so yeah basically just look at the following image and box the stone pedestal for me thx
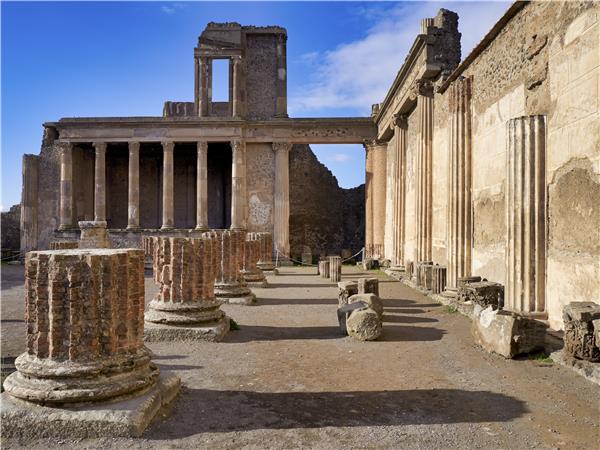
[78,221,110,249]
[358,277,379,296]
[256,232,278,275]
[213,230,256,305]
[328,256,342,283]
[1,248,179,437]
[242,232,268,288]
[563,302,600,362]
[145,236,230,341]
[471,305,547,359]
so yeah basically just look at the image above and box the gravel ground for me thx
[1,264,599,449]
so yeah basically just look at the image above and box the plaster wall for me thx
[246,143,275,232]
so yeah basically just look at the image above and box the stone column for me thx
[446,77,473,293]
[194,57,200,114]
[3,248,157,404]
[213,229,256,305]
[393,115,408,267]
[127,141,140,230]
[371,141,387,259]
[273,142,292,257]
[195,141,209,230]
[415,81,434,262]
[59,142,74,230]
[93,142,107,222]
[21,155,39,252]
[161,141,175,230]
[145,235,229,341]
[329,256,342,283]
[275,33,288,118]
[242,232,268,287]
[231,140,247,230]
[198,57,209,117]
[256,231,277,274]
[506,115,547,316]
[364,143,374,258]
[232,57,242,118]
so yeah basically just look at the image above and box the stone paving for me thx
[1,264,599,449]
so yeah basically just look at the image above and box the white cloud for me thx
[289,1,510,116]
[328,153,353,163]
[161,3,185,15]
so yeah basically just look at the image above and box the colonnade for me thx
[58,140,292,255]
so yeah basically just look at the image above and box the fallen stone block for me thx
[458,281,504,310]
[563,302,600,362]
[337,301,368,335]
[361,258,378,271]
[349,293,383,320]
[358,277,379,296]
[337,280,358,307]
[347,307,382,341]
[472,305,547,358]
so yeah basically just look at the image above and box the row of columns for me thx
[58,141,291,251]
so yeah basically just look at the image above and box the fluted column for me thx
[364,143,374,258]
[232,57,242,118]
[275,33,288,118]
[506,115,547,316]
[393,114,408,267]
[194,57,200,114]
[195,141,209,230]
[161,141,174,230]
[59,142,74,230]
[372,141,387,259]
[93,142,107,222]
[127,142,140,230]
[416,81,434,262]
[273,142,292,257]
[231,140,247,230]
[446,77,473,290]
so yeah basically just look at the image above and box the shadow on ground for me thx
[149,388,528,437]
[223,323,445,343]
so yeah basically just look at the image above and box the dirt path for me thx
[1,265,599,449]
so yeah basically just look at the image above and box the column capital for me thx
[93,141,107,152]
[197,141,208,153]
[161,141,174,152]
[362,139,387,152]
[128,141,140,151]
[392,113,408,129]
[272,142,292,154]
[415,79,434,97]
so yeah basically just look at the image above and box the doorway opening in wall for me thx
[289,143,365,262]
[207,142,232,229]
[212,59,230,102]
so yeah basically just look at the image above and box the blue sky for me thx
[1,1,509,210]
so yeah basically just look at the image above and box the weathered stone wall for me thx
[246,143,274,232]
[289,144,364,260]
[245,34,278,119]
[1,204,20,250]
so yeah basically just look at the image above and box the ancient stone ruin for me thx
[213,229,256,305]
[1,249,179,437]
[145,235,230,341]
[243,232,268,287]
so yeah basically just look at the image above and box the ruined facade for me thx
[368,3,600,330]
[21,23,375,259]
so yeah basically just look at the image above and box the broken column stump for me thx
[415,261,434,288]
[1,248,180,438]
[142,235,155,270]
[78,220,111,248]
[431,265,447,294]
[256,232,278,275]
[458,280,504,310]
[145,235,230,341]
[242,232,268,288]
[337,280,358,307]
[319,260,330,279]
[328,256,342,282]
[563,302,600,362]
[213,229,256,305]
